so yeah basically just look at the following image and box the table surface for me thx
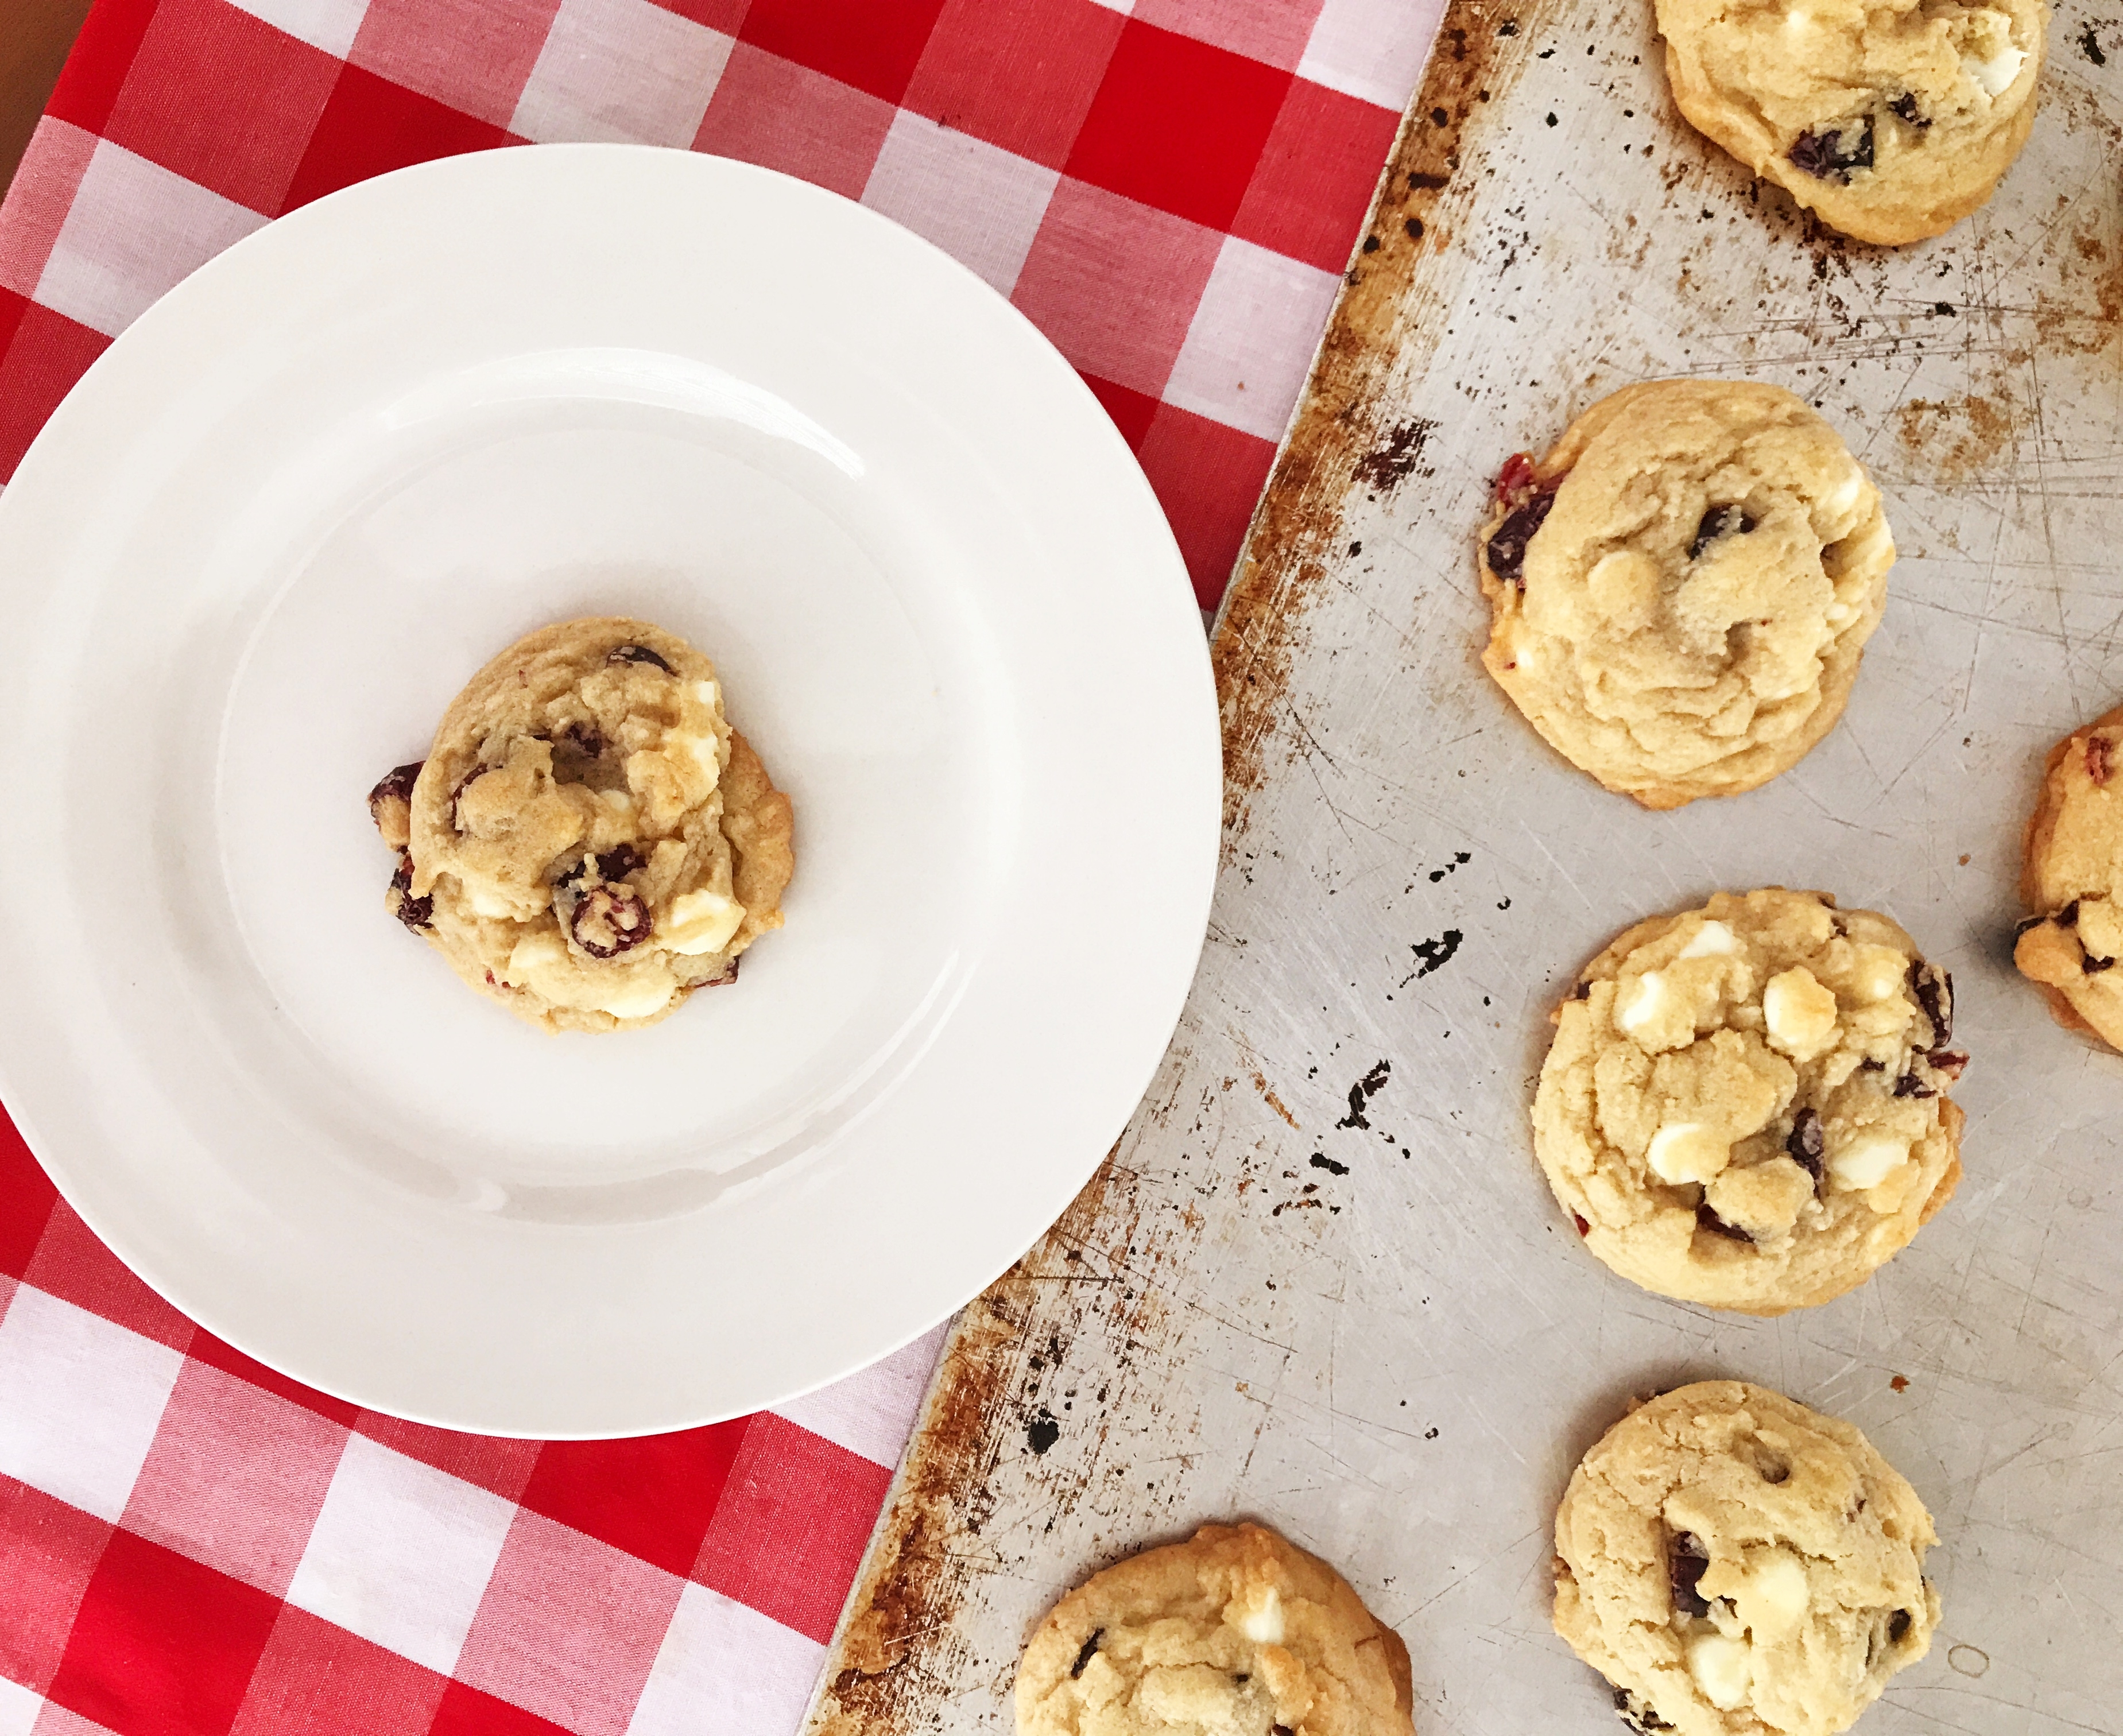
[812,0,2123,1729]
[0,0,88,196]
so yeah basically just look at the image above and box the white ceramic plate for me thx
[0,145,1219,1437]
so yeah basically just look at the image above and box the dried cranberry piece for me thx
[1573,1212,1591,1236]
[607,644,674,673]
[1786,1107,1826,1183]
[1572,981,1592,1000]
[1668,1533,1710,1616]
[2013,913,2045,937]
[1888,93,1929,127]
[701,956,741,989]
[367,761,423,819]
[1927,1047,1969,1079]
[2086,955,2117,974]
[1910,960,1952,1044]
[596,842,645,882]
[1789,119,1874,182]
[1487,490,1557,585]
[1696,1203,1753,1242]
[1688,504,1756,559]
[570,885,652,957]
[388,853,434,933]
[2060,899,2082,927]
[1893,1072,1935,1099]
[1493,452,1539,501]
[2088,734,2114,786]
[1888,1609,1912,1644]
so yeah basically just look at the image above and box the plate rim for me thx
[0,142,1223,1436]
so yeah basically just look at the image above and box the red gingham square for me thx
[347,0,564,131]
[514,1422,746,1577]
[692,45,894,201]
[227,1606,448,1736]
[45,1529,281,1736]
[1233,76,1403,274]
[652,0,749,26]
[0,121,97,299]
[736,0,947,106]
[121,1359,348,1596]
[454,1510,685,1736]
[1080,372,1159,448]
[42,0,158,136]
[281,67,519,212]
[900,0,1122,170]
[0,1474,114,1695]
[1136,399,1276,607]
[1135,0,1325,70]
[24,1210,193,1355]
[102,0,341,213]
[0,300,109,482]
[693,1415,892,1645]
[1064,18,1291,234]
[1011,176,1222,398]
[426,1682,574,1736]
[0,1102,60,1281]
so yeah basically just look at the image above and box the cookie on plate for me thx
[1533,889,1963,1315]
[1480,381,1895,811]
[1656,0,2045,245]
[1014,1521,1415,1736]
[1554,1381,1940,1736]
[2014,703,2123,1051]
[369,617,794,1033]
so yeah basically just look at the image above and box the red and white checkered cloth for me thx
[0,1,1439,1731]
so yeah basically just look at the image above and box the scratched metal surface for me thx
[808,1,2123,1731]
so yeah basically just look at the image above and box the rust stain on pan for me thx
[1213,0,1540,834]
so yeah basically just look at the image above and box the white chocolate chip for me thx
[1964,44,2025,95]
[1619,972,1668,1033]
[1824,600,1853,629]
[664,888,744,956]
[1830,1130,1911,1191]
[1679,920,1740,959]
[1686,1630,1753,1711]
[1730,1550,1810,1645]
[1764,967,1839,1058]
[1648,1122,1731,1184]
[1233,1586,1284,1645]
[1849,944,1909,1003]
[467,885,520,920]
[1822,468,1864,519]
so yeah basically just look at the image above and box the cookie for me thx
[1480,381,1895,811]
[369,617,795,1033]
[1655,0,2045,245]
[1014,1522,1416,1736]
[1533,889,1963,1315]
[1553,1381,1941,1736]
[2014,703,2123,1052]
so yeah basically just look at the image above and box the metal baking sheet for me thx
[808,0,2123,1730]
